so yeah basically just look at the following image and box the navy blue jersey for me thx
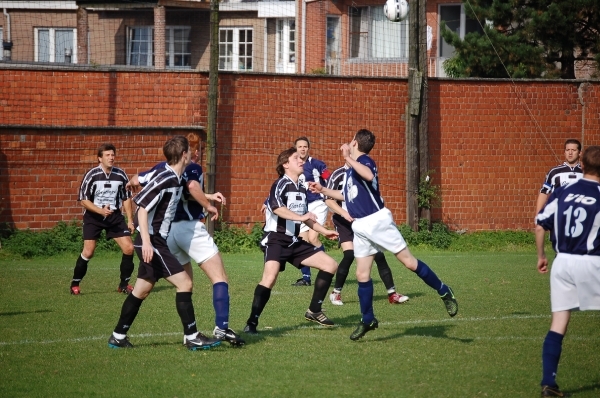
[536,178,600,256]
[265,175,307,237]
[78,165,131,219]
[344,154,385,219]
[134,163,183,239]
[540,162,582,195]
[139,162,205,222]
[298,156,330,203]
[326,165,348,212]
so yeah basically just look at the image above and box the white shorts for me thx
[300,200,329,233]
[351,208,407,258]
[550,253,600,312]
[167,219,219,265]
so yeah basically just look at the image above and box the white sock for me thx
[113,332,126,340]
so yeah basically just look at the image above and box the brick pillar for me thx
[76,7,88,64]
[154,6,166,70]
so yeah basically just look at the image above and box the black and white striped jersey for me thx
[326,165,348,211]
[133,163,183,239]
[78,165,131,216]
[540,162,583,195]
[265,175,308,237]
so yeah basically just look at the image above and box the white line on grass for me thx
[1,313,598,347]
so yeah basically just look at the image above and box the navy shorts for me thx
[332,214,354,245]
[82,212,131,240]
[262,232,322,271]
[134,234,185,283]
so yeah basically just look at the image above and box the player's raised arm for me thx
[308,181,344,201]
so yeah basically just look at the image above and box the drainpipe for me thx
[302,0,322,73]
[3,9,12,61]
[301,0,306,73]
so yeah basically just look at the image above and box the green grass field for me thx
[0,250,598,397]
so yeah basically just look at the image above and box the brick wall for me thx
[1,68,598,232]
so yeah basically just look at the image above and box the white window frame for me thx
[348,6,409,62]
[0,28,3,61]
[276,19,295,74]
[34,27,77,63]
[219,27,253,71]
[165,26,192,69]
[438,4,486,58]
[127,26,154,67]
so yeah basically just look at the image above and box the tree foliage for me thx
[441,0,600,79]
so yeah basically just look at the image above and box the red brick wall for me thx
[1,68,598,232]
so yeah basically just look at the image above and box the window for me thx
[349,6,409,60]
[128,27,154,67]
[35,28,77,63]
[127,26,191,68]
[276,19,295,73]
[219,28,253,71]
[0,28,3,61]
[439,4,483,58]
[166,27,191,69]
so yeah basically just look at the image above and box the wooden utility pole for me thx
[206,0,219,235]
[406,0,429,230]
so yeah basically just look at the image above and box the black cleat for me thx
[440,286,458,317]
[350,318,379,341]
[243,323,259,335]
[541,385,570,397]
[184,333,221,351]
[213,327,245,347]
[108,334,134,349]
[291,278,311,286]
[304,310,335,327]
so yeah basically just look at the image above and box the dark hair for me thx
[354,129,376,154]
[294,136,310,148]
[581,146,600,177]
[276,147,297,177]
[163,135,189,165]
[565,139,582,152]
[97,143,116,158]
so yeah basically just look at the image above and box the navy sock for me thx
[301,266,311,282]
[213,282,230,330]
[541,330,564,387]
[175,292,198,336]
[414,260,449,295]
[357,279,375,324]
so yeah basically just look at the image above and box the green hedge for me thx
[0,220,541,259]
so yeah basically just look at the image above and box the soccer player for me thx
[325,164,409,306]
[293,136,331,287]
[535,145,600,397]
[108,136,221,351]
[535,139,583,216]
[309,129,458,340]
[129,139,245,347]
[70,143,135,296]
[243,147,339,334]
